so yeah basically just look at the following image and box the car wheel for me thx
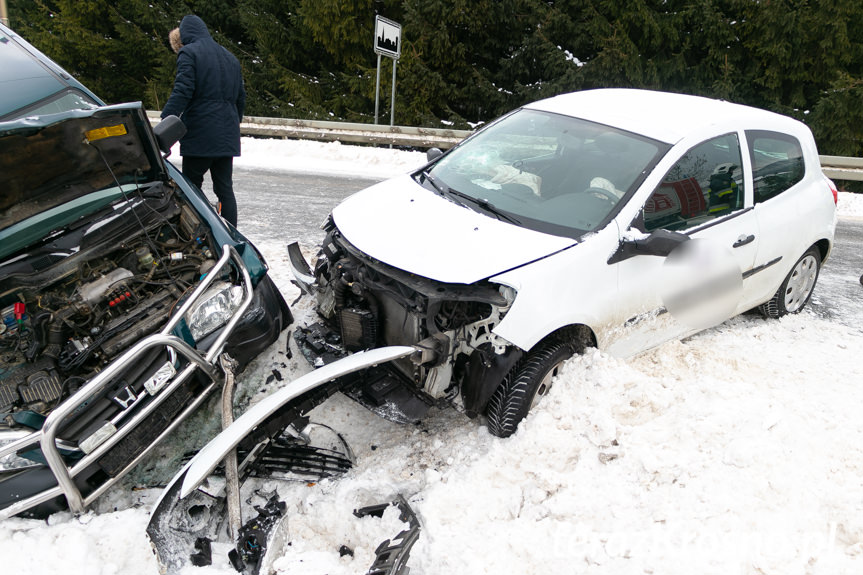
[759,247,821,318]
[485,342,573,438]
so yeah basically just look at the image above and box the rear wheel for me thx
[759,247,821,318]
[485,342,573,438]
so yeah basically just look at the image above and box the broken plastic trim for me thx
[355,495,421,575]
[179,346,416,498]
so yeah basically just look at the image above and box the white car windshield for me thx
[423,109,668,237]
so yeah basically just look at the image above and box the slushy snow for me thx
[1,137,862,575]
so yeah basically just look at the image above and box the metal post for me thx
[220,354,242,540]
[0,0,8,26]
[374,54,382,125]
[390,59,397,127]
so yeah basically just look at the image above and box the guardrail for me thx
[147,112,863,180]
[147,111,469,150]
[820,156,863,182]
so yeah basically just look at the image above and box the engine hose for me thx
[333,277,348,309]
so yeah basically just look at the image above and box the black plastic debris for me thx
[228,495,287,574]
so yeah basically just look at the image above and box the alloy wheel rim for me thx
[783,255,818,313]
[530,360,566,409]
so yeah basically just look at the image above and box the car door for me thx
[741,130,813,303]
[605,132,761,357]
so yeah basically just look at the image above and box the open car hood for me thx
[0,103,166,231]
[332,175,577,284]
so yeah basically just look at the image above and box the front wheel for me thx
[759,247,821,318]
[485,342,573,438]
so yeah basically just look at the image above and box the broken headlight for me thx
[0,431,42,472]
[185,281,244,341]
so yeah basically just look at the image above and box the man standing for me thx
[162,15,245,227]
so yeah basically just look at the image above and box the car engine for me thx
[0,183,218,430]
[296,224,515,420]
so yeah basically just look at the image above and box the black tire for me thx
[485,342,573,438]
[758,247,821,318]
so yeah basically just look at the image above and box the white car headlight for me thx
[185,281,244,341]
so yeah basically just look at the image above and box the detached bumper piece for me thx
[228,495,287,574]
[250,426,353,481]
[355,495,422,575]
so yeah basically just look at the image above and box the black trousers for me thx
[182,156,238,227]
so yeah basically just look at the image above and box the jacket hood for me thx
[179,15,211,45]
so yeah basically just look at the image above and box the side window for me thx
[643,133,745,232]
[746,130,804,203]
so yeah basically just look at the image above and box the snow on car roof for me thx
[526,88,801,145]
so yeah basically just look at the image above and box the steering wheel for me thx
[582,186,619,205]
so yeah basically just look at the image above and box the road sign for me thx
[374,15,401,60]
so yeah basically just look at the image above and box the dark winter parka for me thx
[161,15,245,157]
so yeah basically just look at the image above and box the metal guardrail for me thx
[820,155,863,182]
[147,111,469,149]
[147,111,863,180]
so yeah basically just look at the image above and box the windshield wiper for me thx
[419,170,521,225]
[420,170,446,196]
[444,187,522,225]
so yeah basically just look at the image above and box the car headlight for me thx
[0,431,42,472]
[185,281,244,341]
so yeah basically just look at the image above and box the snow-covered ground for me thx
[2,138,862,575]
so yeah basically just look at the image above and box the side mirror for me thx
[607,229,689,264]
[426,147,443,162]
[153,115,186,157]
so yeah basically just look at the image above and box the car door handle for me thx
[733,234,755,248]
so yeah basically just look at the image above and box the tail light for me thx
[825,176,838,205]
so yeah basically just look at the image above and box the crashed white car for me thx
[289,88,837,437]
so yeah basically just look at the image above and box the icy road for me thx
[1,139,862,575]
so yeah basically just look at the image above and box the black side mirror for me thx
[607,228,689,264]
[153,115,186,157]
[426,147,443,162]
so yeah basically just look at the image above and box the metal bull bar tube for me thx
[0,244,254,519]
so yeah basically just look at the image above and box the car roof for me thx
[0,23,103,119]
[526,88,804,145]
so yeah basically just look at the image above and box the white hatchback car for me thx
[289,88,838,437]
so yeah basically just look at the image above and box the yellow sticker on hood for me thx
[85,124,128,142]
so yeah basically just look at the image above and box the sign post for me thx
[373,16,401,126]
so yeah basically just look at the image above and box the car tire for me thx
[485,342,573,438]
[758,247,821,318]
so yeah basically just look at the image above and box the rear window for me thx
[746,130,805,203]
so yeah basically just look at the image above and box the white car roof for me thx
[526,88,804,145]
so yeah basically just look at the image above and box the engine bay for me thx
[294,228,513,422]
[0,182,219,430]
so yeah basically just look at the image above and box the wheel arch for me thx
[461,324,596,419]
[813,237,832,265]
[529,323,597,355]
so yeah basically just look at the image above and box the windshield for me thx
[423,109,668,237]
[6,89,100,120]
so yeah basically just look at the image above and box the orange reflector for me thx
[85,124,127,142]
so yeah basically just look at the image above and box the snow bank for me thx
[838,191,863,219]
[237,137,426,180]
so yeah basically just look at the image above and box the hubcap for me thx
[783,255,818,313]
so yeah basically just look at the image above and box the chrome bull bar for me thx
[0,244,254,519]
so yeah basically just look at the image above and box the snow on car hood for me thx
[331,174,577,284]
[0,103,166,230]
